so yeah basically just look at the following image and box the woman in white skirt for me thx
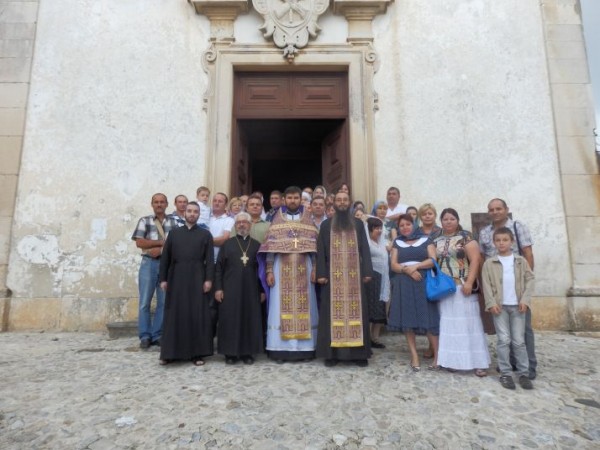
[433,208,490,376]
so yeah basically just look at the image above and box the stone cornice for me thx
[189,0,249,41]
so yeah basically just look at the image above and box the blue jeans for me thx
[510,308,537,377]
[493,306,528,377]
[138,256,165,342]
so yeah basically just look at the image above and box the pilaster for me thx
[542,0,600,329]
[0,0,40,330]
[333,0,393,43]
[189,0,248,41]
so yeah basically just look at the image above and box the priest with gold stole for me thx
[316,190,374,367]
[259,186,319,363]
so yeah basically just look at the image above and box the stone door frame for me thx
[202,43,378,204]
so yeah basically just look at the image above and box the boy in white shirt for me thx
[482,227,535,390]
[196,186,211,229]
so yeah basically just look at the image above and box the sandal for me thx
[474,369,488,377]
[427,364,442,371]
[192,359,205,366]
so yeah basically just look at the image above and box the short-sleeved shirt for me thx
[209,213,235,262]
[131,215,178,255]
[197,202,211,227]
[386,203,408,218]
[433,230,475,281]
[479,218,533,259]
[169,211,185,228]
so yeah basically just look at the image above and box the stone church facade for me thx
[1,0,598,330]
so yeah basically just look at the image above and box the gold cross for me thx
[240,253,249,266]
[298,265,305,274]
[349,270,357,278]
[334,269,342,279]
[293,237,299,249]
[283,265,291,274]
[348,239,355,247]
[333,239,341,248]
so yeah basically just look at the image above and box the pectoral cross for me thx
[293,237,299,249]
[240,253,249,266]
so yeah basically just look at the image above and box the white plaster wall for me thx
[7,0,210,297]
[373,0,572,296]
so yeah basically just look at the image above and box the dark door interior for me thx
[234,119,345,198]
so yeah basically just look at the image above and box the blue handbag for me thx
[425,258,456,302]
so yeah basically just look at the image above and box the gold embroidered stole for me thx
[330,227,364,347]
[279,253,311,340]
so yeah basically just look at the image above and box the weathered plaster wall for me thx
[373,1,573,301]
[6,0,209,328]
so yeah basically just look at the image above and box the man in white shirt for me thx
[385,187,409,222]
[208,192,235,263]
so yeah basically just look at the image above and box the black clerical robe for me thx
[214,235,264,357]
[316,217,374,361]
[159,225,215,361]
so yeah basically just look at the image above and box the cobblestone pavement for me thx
[0,331,598,449]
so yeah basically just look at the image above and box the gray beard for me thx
[332,207,353,232]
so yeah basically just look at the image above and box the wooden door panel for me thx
[322,120,349,193]
[292,76,347,118]
[235,76,291,118]
[231,122,250,196]
[234,72,348,118]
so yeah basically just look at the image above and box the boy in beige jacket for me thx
[482,227,535,390]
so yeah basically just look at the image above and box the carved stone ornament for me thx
[252,0,329,61]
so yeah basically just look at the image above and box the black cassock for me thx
[316,217,374,361]
[159,225,215,361]
[214,235,264,357]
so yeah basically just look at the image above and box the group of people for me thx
[131,184,536,390]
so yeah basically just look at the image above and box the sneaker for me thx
[499,375,516,390]
[519,375,534,390]
[140,338,151,350]
[528,371,537,380]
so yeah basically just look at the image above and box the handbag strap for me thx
[430,257,442,274]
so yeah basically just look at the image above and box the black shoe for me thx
[370,341,386,349]
[225,357,238,365]
[528,371,537,380]
[499,375,516,390]
[324,359,338,367]
[151,339,160,347]
[241,356,254,365]
[355,359,368,367]
[140,338,151,350]
[519,375,534,390]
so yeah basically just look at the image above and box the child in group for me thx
[196,186,211,229]
[482,227,535,390]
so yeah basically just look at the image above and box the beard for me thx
[332,205,353,232]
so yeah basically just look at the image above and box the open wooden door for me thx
[231,121,250,196]
[321,120,349,193]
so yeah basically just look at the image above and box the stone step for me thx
[106,321,137,339]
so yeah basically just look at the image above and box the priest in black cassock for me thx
[159,201,215,366]
[214,212,264,365]
[316,190,374,367]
